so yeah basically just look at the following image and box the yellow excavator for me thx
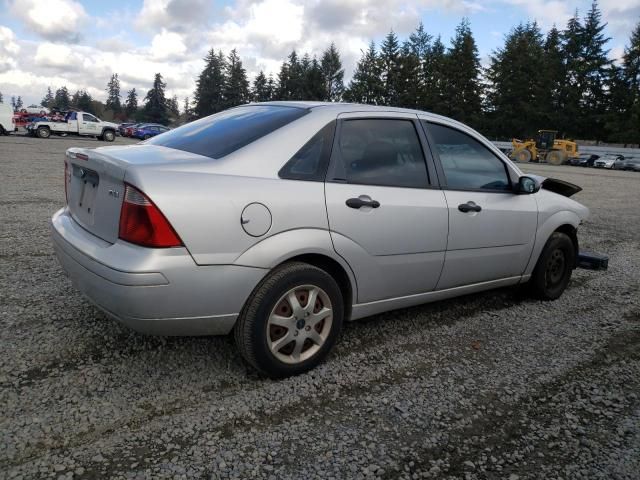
[510,130,579,165]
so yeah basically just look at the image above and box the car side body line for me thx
[351,275,523,320]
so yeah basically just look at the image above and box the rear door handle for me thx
[458,201,482,213]
[346,197,380,209]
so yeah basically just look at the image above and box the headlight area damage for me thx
[542,177,582,198]
[542,176,608,271]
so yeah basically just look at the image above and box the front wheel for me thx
[528,232,575,300]
[513,148,532,163]
[37,127,50,139]
[234,262,344,378]
[103,130,115,142]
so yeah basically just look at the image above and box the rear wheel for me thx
[143,134,151,140]
[546,150,567,165]
[37,127,50,139]
[528,232,575,300]
[513,148,532,163]
[234,262,344,378]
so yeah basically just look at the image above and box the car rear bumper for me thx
[50,208,267,336]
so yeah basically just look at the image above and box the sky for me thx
[0,0,638,108]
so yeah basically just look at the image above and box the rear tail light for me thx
[118,184,183,248]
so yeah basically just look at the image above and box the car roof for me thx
[245,101,467,128]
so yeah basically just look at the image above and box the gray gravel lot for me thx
[1,133,639,480]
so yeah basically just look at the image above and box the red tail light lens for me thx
[118,184,183,248]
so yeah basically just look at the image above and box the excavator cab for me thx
[536,130,557,151]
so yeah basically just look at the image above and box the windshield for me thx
[145,105,308,159]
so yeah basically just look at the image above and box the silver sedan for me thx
[51,102,589,377]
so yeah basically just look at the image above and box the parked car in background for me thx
[594,154,624,169]
[571,153,599,167]
[52,102,590,377]
[132,124,170,140]
[118,122,136,136]
[616,157,640,172]
[0,103,15,134]
[124,123,143,137]
[22,105,50,115]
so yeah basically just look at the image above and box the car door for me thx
[79,113,99,134]
[422,120,538,290]
[325,113,448,303]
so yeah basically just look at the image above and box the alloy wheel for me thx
[267,285,333,364]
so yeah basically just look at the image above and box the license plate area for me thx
[71,164,99,223]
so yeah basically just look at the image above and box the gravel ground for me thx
[1,134,639,480]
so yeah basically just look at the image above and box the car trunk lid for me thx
[65,144,212,244]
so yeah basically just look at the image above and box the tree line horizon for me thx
[2,1,638,144]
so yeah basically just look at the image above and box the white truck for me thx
[0,103,14,135]
[27,111,118,142]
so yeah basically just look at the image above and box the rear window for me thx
[146,105,308,159]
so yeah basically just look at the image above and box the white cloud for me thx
[0,26,20,73]
[9,0,87,42]
[135,0,213,32]
[150,30,188,60]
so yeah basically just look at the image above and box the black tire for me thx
[0,125,5,135]
[103,130,115,142]
[528,232,575,300]
[513,148,532,163]
[143,134,151,140]
[234,262,344,378]
[37,126,50,139]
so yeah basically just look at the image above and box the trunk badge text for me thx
[108,189,120,198]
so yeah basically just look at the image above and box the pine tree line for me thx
[17,0,639,143]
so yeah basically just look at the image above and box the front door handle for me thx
[346,197,380,209]
[458,201,482,213]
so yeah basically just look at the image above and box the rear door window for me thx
[146,105,308,159]
[332,119,429,188]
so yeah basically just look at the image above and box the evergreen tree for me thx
[442,18,482,126]
[278,51,305,100]
[379,30,402,105]
[304,57,327,100]
[560,11,586,137]
[408,22,432,109]
[77,90,93,113]
[183,96,193,121]
[579,1,612,140]
[0,91,3,103]
[194,49,227,117]
[54,87,71,110]
[344,42,383,104]
[543,26,565,120]
[320,43,344,101]
[252,70,272,102]
[485,22,548,138]
[224,49,250,108]
[11,96,16,110]
[41,87,54,109]
[422,35,447,113]
[106,74,122,114]
[125,88,138,117]
[397,40,421,109]
[143,73,169,124]
[15,96,23,110]
[606,22,640,143]
[167,95,180,117]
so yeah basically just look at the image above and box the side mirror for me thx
[516,176,540,194]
